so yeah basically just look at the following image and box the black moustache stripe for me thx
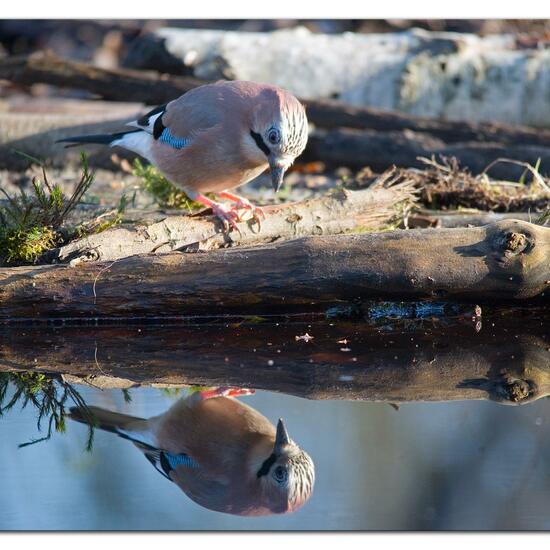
[257,452,277,478]
[250,130,271,157]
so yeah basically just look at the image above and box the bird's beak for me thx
[274,418,291,453]
[269,160,286,193]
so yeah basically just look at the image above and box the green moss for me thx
[0,226,57,263]
[132,158,206,211]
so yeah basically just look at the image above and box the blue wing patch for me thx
[159,127,189,149]
[165,452,199,469]
[144,449,199,481]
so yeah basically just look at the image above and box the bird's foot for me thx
[218,192,266,229]
[198,387,255,400]
[211,202,243,235]
[234,200,266,229]
[184,192,243,235]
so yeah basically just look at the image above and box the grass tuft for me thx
[0,371,96,451]
[132,158,207,211]
[0,152,95,265]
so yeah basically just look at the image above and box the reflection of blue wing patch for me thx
[159,128,189,149]
[144,449,199,481]
[165,452,198,469]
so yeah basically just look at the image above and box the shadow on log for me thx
[1,310,548,405]
[0,220,548,321]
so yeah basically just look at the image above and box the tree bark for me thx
[0,220,548,321]
[1,314,548,405]
[53,177,417,264]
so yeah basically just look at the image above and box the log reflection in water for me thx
[1,309,548,406]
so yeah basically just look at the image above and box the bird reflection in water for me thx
[69,386,315,516]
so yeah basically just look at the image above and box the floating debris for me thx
[295,333,314,342]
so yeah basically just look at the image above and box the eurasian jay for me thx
[69,387,315,516]
[58,80,309,231]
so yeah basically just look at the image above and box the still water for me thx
[2,386,550,530]
[0,308,549,530]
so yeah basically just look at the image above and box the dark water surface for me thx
[0,307,549,530]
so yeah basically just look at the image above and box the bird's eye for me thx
[267,128,281,144]
[273,465,288,483]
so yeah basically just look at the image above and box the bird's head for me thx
[248,88,309,193]
[255,418,315,514]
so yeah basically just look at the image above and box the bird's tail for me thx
[56,129,142,149]
[69,405,152,444]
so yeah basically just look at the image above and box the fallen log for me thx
[1,311,548,405]
[0,51,202,104]
[305,129,550,177]
[0,220,548,320]
[3,52,550,148]
[53,173,417,264]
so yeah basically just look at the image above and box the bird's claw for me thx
[234,200,266,229]
[251,206,266,229]
[212,203,242,236]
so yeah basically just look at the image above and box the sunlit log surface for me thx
[1,309,548,405]
[53,178,417,264]
[0,220,548,321]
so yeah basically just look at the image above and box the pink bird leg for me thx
[187,192,243,234]
[218,191,266,228]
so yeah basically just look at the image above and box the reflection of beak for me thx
[269,160,286,193]
[274,418,291,453]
